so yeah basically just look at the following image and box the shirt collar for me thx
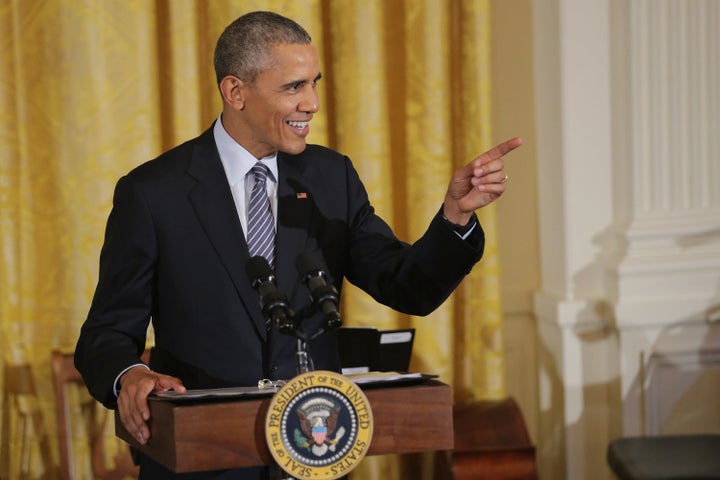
[213,114,278,185]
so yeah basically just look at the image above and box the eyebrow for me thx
[282,73,322,90]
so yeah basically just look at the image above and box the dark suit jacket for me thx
[75,125,484,478]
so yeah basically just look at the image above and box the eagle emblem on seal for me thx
[294,397,346,456]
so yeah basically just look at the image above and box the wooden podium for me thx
[116,379,453,473]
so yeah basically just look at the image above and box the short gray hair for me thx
[214,11,312,84]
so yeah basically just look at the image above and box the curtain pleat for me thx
[0,1,502,478]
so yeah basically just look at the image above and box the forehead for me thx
[264,43,319,78]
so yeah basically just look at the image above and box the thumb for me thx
[154,374,187,393]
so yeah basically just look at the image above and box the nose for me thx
[299,87,319,114]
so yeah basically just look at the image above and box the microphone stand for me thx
[288,297,343,375]
[289,306,320,375]
[295,338,311,375]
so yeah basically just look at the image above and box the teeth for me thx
[287,121,308,129]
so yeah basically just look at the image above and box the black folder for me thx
[337,327,415,374]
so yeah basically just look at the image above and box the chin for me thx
[281,142,308,155]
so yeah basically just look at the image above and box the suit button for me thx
[270,364,278,373]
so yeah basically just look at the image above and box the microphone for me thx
[296,251,342,329]
[245,256,295,335]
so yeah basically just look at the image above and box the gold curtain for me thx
[0,1,504,478]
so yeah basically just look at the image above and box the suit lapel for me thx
[275,152,315,304]
[185,128,269,340]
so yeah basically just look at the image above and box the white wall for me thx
[495,1,720,478]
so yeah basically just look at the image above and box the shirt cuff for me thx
[113,363,150,397]
[456,222,477,240]
[441,211,478,240]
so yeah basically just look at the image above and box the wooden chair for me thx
[443,397,538,480]
[1,361,57,479]
[52,350,148,480]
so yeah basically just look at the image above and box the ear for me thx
[219,75,245,110]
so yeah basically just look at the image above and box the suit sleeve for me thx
[74,175,156,409]
[342,158,485,316]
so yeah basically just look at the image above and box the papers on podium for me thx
[151,385,278,401]
[149,372,434,402]
[345,371,426,384]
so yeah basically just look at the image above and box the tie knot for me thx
[251,163,271,183]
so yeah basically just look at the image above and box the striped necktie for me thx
[247,162,275,267]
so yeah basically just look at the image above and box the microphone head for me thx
[245,256,273,285]
[296,251,326,279]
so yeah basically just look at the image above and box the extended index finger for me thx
[478,136,523,165]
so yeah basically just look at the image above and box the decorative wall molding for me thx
[626,0,720,217]
[613,0,720,328]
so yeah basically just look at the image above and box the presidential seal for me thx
[265,370,373,480]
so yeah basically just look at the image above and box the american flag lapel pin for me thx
[296,192,308,199]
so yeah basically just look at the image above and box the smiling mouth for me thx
[286,120,309,131]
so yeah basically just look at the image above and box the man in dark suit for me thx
[74,10,521,479]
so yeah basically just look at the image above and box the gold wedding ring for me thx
[500,174,509,184]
